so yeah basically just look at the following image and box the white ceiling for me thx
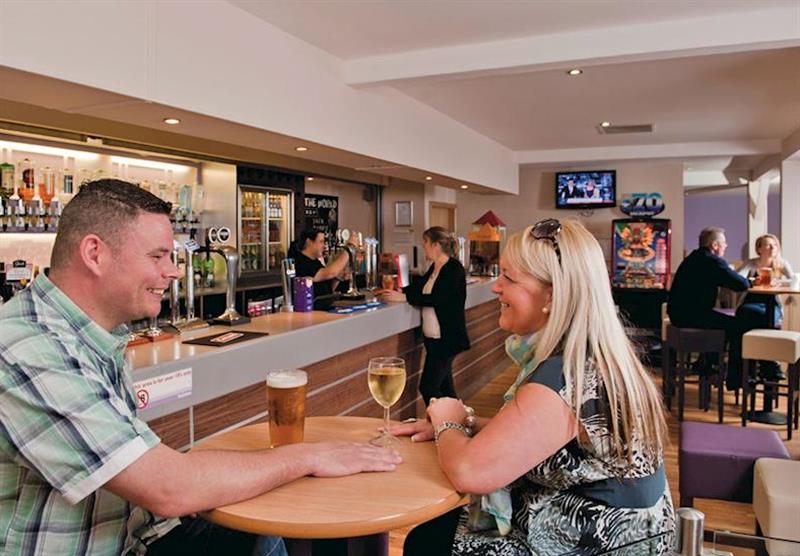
[230,0,798,60]
[395,48,800,151]
[229,0,800,185]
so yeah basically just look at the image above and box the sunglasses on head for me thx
[530,218,562,266]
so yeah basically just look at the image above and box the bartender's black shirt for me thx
[294,252,333,297]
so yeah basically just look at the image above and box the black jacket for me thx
[668,247,749,325]
[403,258,471,357]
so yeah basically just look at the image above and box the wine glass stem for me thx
[383,405,390,436]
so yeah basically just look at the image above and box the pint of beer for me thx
[267,369,307,447]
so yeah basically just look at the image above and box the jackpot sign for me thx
[620,193,665,217]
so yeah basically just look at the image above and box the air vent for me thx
[597,123,654,135]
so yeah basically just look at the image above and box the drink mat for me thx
[183,330,268,347]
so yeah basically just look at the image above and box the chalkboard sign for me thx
[304,194,339,238]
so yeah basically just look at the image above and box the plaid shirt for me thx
[0,275,178,555]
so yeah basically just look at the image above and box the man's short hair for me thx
[50,179,172,269]
[699,227,725,249]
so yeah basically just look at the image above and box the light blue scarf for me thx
[467,332,539,536]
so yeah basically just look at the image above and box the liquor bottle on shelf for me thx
[61,166,74,206]
[78,168,91,191]
[193,183,205,218]
[40,167,56,205]
[19,158,35,203]
[0,151,14,200]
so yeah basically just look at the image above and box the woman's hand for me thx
[426,397,468,428]
[381,290,406,303]
[388,419,434,442]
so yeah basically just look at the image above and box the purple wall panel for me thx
[684,188,781,261]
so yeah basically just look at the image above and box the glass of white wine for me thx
[367,356,406,446]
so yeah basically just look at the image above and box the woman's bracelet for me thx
[433,405,477,445]
[434,421,473,445]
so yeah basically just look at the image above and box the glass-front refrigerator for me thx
[238,186,293,274]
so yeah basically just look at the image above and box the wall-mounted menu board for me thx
[303,193,338,237]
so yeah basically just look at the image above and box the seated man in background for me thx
[0,180,401,556]
[668,227,750,389]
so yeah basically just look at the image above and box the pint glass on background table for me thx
[266,369,307,447]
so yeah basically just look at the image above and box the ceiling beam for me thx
[344,7,800,87]
[515,140,782,166]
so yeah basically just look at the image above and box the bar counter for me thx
[133,278,509,450]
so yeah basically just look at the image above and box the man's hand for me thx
[308,442,402,477]
[389,419,434,442]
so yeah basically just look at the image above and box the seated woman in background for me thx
[736,233,795,380]
[382,227,470,405]
[395,218,674,555]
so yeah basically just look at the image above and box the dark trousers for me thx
[671,310,745,389]
[421,338,457,405]
[147,517,286,556]
[403,508,462,556]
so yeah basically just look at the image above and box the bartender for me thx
[293,228,353,298]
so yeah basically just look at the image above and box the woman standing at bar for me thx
[383,227,470,405]
[395,219,673,555]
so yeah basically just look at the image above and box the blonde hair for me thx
[504,218,667,465]
[755,234,785,272]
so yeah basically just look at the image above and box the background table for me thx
[747,281,800,329]
[196,416,467,553]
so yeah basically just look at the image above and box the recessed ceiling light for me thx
[307,176,315,181]
[600,121,611,128]
[460,184,469,190]
[163,117,181,125]
[567,68,583,76]
[425,176,433,181]
[295,146,308,152]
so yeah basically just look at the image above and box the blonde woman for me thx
[396,218,674,555]
[736,233,795,380]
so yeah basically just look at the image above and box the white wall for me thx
[381,180,426,271]
[0,0,517,194]
[305,179,376,237]
[456,161,685,271]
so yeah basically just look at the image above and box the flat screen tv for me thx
[555,170,616,209]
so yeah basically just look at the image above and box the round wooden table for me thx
[196,416,468,540]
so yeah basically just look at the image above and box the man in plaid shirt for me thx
[0,180,401,555]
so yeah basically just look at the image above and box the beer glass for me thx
[367,357,406,446]
[267,369,307,447]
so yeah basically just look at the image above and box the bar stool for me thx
[741,329,800,440]
[663,324,726,422]
[753,458,800,555]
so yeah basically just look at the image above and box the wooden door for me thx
[429,202,456,232]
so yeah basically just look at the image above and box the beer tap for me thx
[337,229,361,299]
[169,238,208,331]
[207,226,250,325]
[280,258,295,312]
[169,240,181,325]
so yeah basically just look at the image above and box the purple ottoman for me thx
[679,422,790,507]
